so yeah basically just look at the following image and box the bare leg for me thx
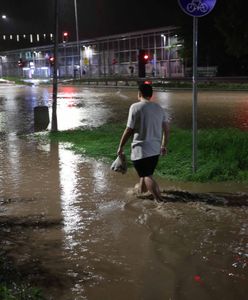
[144,176,163,201]
[139,177,148,193]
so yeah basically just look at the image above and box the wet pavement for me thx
[0,83,248,299]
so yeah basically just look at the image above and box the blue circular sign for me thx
[178,0,216,17]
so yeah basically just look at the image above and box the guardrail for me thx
[61,76,248,87]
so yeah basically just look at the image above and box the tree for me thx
[177,0,248,76]
[215,0,248,58]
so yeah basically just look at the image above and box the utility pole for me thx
[51,0,59,132]
[74,0,81,78]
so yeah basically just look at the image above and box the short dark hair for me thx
[139,83,153,98]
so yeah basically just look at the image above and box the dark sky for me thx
[1,0,183,40]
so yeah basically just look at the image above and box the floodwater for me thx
[0,84,248,300]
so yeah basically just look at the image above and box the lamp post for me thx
[0,15,7,67]
[74,0,81,78]
[51,0,59,132]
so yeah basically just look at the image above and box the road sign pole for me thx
[177,0,216,173]
[192,16,198,172]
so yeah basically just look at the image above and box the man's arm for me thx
[161,121,170,156]
[117,127,134,156]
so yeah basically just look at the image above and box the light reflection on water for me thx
[49,87,115,130]
[59,147,83,237]
[51,88,248,131]
[56,143,248,299]
[0,134,247,299]
[0,84,248,299]
[1,85,248,132]
[156,90,248,131]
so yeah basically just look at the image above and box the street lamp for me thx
[0,15,7,77]
[51,0,59,132]
[74,0,81,78]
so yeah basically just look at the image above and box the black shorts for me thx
[132,155,159,177]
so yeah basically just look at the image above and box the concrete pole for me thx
[74,0,81,78]
[51,0,59,132]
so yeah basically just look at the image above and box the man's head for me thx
[138,83,153,100]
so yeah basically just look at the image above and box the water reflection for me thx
[54,88,248,131]
[48,87,112,130]
[6,134,21,197]
[0,84,248,299]
[59,147,84,238]
[0,134,247,299]
[1,84,248,132]
[91,161,109,194]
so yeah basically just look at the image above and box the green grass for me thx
[0,284,44,300]
[0,254,45,300]
[2,76,23,84]
[49,124,128,161]
[158,127,248,182]
[47,124,248,182]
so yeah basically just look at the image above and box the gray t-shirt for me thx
[127,99,167,161]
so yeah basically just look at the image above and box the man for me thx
[117,83,170,201]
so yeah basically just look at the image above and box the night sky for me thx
[1,0,183,40]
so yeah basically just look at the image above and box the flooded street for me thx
[0,84,248,299]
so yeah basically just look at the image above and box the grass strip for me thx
[0,284,44,300]
[47,124,248,182]
[0,253,45,300]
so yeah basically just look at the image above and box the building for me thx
[0,26,184,79]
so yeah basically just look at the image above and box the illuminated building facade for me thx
[0,26,184,79]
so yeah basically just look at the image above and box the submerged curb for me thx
[136,190,248,206]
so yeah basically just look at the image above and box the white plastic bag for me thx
[110,154,128,174]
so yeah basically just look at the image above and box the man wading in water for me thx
[117,83,170,201]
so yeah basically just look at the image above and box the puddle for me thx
[0,85,248,299]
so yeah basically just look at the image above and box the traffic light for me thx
[138,49,149,77]
[49,56,55,66]
[62,32,69,43]
[18,59,24,68]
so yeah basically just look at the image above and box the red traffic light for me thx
[138,49,149,77]
[18,59,24,67]
[49,56,55,66]
[63,32,69,43]
[138,50,149,64]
